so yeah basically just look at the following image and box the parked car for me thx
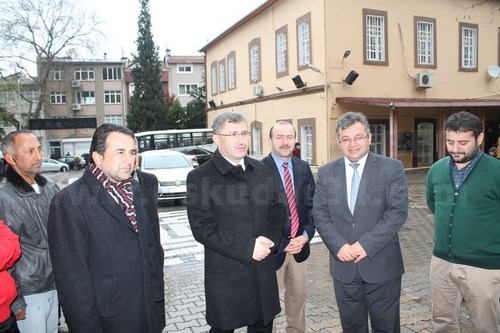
[41,158,70,173]
[58,156,86,170]
[169,146,214,166]
[138,150,195,204]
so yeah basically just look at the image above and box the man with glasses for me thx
[186,112,286,333]
[313,112,408,332]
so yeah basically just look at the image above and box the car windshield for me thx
[144,155,191,169]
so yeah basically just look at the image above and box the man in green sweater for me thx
[426,111,500,332]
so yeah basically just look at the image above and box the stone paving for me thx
[160,168,476,332]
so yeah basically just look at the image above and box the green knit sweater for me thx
[426,153,500,269]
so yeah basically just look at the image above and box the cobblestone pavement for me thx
[160,168,476,332]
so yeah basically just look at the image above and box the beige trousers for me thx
[430,256,500,333]
[272,254,307,333]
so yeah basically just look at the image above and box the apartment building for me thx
[38,57,129,158]
[165,54,205,106]
[0,72,38,133]
[201,0,500,168]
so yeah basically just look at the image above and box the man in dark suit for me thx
[262,121,315,333]
[186,112,286,333]
[313,112,408,332]
[48,124,163,333]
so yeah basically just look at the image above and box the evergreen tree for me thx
[166,100,187,129]
[185,86,207,128]
[127,0,167,132]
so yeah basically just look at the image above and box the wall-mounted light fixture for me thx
[342,50,351,60]
[208,100,216,108]
[344,70,359,85]
[307,64,322,73]
[276,86,283,92]
[292,75,306,89]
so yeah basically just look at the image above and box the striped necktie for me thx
[283,162,299,238]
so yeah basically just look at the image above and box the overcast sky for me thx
[84,0,267,60]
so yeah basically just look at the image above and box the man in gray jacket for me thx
[0,131,59,333]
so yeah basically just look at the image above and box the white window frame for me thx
[178,84,198,96]
[103,67,122,80]
[74,67,95,81]
[300,125,313,165]
[104,90,122,104]
[219,60,226,92]
[49,68,64,81]
[177,64,193,73]
[415,17,436,67]
[211,62,217,95]
[227,52,236,90]
[460,22,478,71]
[50,92,66,104]
[276,26,288,76]
[76,91,96,105]
[249,38,261,83]
[297,13,311,68]
[364,9,388,65]
[104,115,123,125]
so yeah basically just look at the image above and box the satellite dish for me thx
[487,65,500,78]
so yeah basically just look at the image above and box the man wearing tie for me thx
[313,112,408,332]
[262,121,315,333]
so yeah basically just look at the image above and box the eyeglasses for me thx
[216,131,251,138]
[339,134,368,145]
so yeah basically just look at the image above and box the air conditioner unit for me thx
[416,73,433,89]
[253,85,263,96]
[72,103,81,111]
[71,80,81,88]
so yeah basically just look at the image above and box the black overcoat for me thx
[186,150,286,330]
[48,170,162,333]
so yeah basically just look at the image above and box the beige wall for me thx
[204,0,500,168]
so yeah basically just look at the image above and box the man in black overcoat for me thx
[186,112,286,333]
[48,124,163,333]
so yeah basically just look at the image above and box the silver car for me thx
[40,158,70,173]
[138,150,194,204]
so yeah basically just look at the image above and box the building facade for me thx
[0,72,38,133]
[165,54,205,106]
[38,57,129,158]
[201,0,500,168]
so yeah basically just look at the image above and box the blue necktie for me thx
[350,163,360,214]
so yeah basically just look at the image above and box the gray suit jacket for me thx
[313,152,408,284]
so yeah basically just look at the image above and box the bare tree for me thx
[0,0,103,119]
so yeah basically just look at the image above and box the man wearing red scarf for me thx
[48,124,164,333]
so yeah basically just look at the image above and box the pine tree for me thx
[185,86,207,128]
[127,0,168,132]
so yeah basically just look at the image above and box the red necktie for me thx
[283,162,299,238]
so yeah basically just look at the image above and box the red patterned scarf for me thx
[90,163,138,232]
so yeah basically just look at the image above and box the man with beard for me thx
[426,111,500,332]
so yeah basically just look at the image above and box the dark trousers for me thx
[333,269,401,333]
[209,319,273,333]
[0,313,20,333]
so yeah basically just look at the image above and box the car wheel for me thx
[60,166,67,172]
